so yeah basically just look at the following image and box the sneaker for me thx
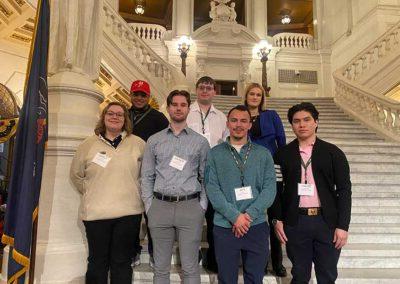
[132,254,141,267]
[149,255,155,269]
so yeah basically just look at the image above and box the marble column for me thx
[1,1,104,283]
[172,0,194,37]
[251,0,268,39]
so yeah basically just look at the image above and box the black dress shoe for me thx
[273,266,287,277]
[203,263,218,273]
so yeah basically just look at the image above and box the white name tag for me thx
[169,155,187,171]
[92,152,111,168]
[201,133,211,145]
[298,183,315,196]
[235,186,253,201]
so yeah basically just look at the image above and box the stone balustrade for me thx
[103,2,185,91]
[341,21,400,81]
[272,33,314,49]
[334,78,400,142]
[128,23,167,41]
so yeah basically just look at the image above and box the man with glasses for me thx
[187,76,227,273]
[129,80,169,268]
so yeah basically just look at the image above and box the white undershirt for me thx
[232,144,243,153]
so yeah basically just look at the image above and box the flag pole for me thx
[28,217,38,284]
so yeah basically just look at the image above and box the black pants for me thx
[267,207,283,270]
[133,213,153,257]
[285,215,341,284]
[84,214,142,284]
[205,202,217,268]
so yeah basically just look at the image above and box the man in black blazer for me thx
[271,102,351,284]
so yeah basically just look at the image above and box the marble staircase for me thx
[133,96,400,283]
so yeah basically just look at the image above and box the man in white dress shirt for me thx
[187,76,227,272]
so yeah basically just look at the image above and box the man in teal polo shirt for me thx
[205,105,276,284]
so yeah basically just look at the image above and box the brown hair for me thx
[243,83,266,111]
[166,90,191,106]
[94,102,132,135]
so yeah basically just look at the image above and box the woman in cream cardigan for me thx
[70,102,145,284]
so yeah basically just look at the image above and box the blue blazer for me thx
[250,110,286,156]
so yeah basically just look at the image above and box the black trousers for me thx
[284,215,341,284]
[133,213,153,257]
[205,202,218,268]
[84,214,142,284]
[267,207,283,270]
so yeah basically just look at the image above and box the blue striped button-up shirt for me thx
[141,125,210,212]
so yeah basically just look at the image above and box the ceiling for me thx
[119,0,313,35]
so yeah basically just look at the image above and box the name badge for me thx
[235,186,253,201]
[201,133,211,145]
[298,183,315,196]
[169,155,187,171]
[92,152,111,168]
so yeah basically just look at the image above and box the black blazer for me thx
[271,137,352,231]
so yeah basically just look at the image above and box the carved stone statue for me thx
[209,0,237,23]
[48,0,103,81]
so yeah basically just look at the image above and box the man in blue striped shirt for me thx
[141,90,210,284]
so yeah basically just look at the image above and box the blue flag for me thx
[1,0,50,283]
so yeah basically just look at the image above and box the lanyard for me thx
[132,107,152,127]
[229,143,252,186]
[300,157,312,184]
[200,108,211,134]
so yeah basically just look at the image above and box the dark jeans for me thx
[267,207,283,270]
[205,202,217,268]
[133,213,153,257]
[84,214,142,284]
[285,215,341,284]
[214,222,270,284]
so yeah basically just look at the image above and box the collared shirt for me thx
[141,125,210,212]
[186,101,227,147]
[299,144,321,208]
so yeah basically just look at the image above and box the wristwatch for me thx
[271,219,280,226]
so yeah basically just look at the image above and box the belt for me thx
[299,207,322,216]
[153,192,200,202]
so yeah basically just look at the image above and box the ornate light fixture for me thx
[177,35,192,76]
[134,0,145,15]
[281,15,291,24]
[255,40,272,96]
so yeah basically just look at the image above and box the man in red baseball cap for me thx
[129,80,169,268]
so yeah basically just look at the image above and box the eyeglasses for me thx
[197,85,214,92]
[106,111,124,118]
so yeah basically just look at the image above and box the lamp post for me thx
[177,36,191,76]
[256,40,272,96]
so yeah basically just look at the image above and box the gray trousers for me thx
[147,198,205,284]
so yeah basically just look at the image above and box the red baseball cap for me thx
[130,80,150,97]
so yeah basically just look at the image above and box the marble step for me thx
[352,206,400,214]
[346,153,400,163]
[353,198,399,206]
[350,213,400,224]
[350,163,400,173]
[282,127,377,134]
[349,223,400,234]
[351,191,400,198]
[352,184,400,193]
[285,133,383,140]
[350,173,400,185]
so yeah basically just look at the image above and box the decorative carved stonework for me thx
[210,0,237,23]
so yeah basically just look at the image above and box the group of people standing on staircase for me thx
[70,76,352,284]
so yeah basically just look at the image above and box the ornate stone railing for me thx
[333,20,400,142]
[102,2,186,93]
[272,33,314,49]
[128,23,166,41]
[334,79,400,141]
[340,21,400,82]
